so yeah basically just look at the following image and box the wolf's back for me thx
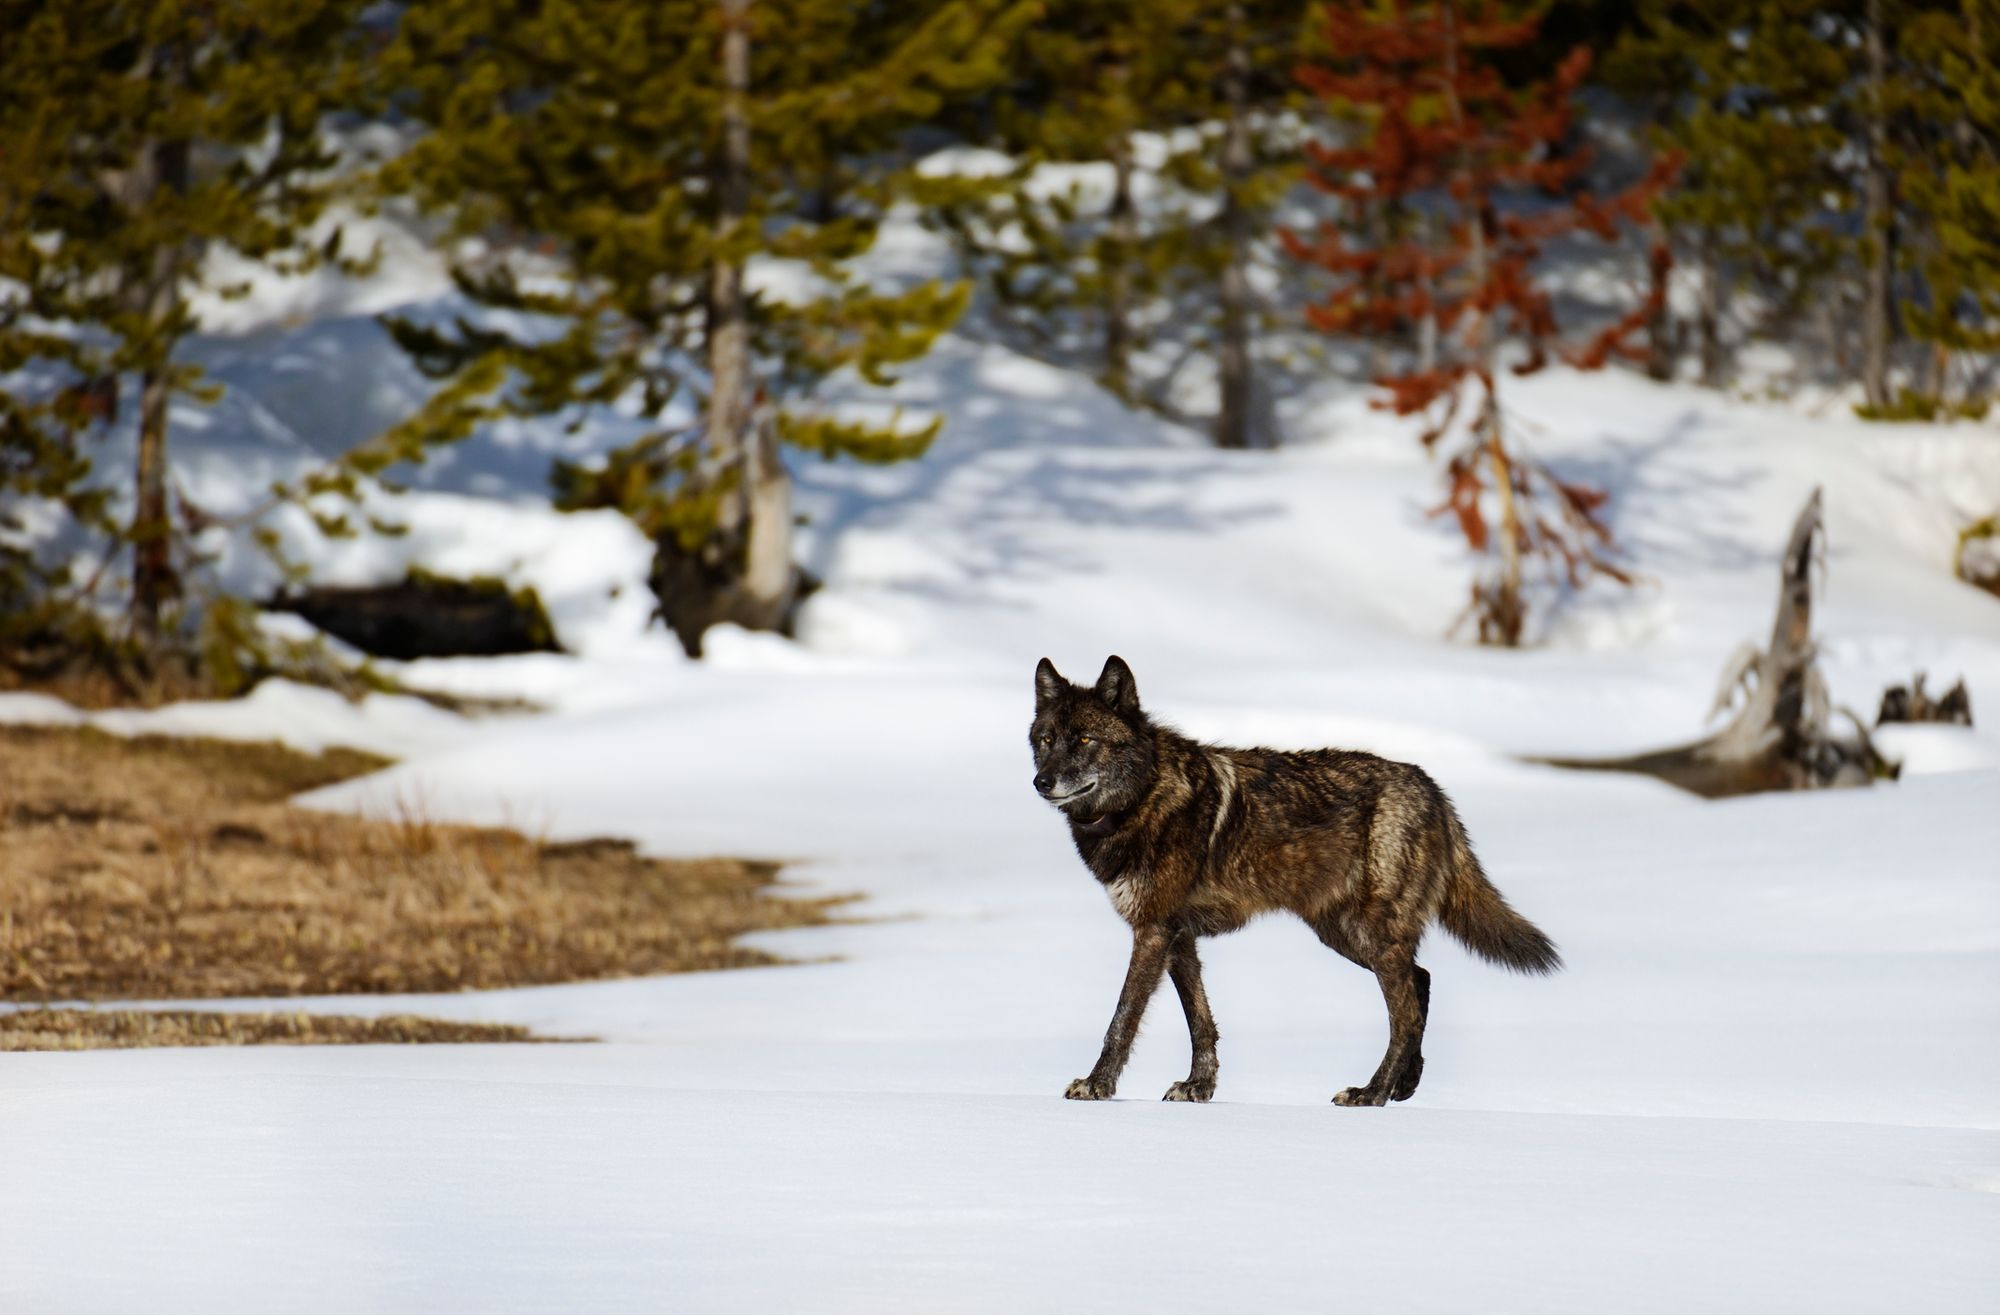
[1436,812,1562,974]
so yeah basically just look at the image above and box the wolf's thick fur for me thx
[1031,655,1560,1106]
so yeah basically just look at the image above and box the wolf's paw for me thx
[1162,1079,1214,1103]
[1390,1055,1424,1103]
[1065,1076,1114,1101]
[1332,1085,1389,1107]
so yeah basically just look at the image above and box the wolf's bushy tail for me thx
[1437,814,1562,975]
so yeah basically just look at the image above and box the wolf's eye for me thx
[1078,736,1093,746]
[1037,735,1050,747]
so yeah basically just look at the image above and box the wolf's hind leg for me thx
[1333,955,1427,1108]
[1309,912,1371,970]
[1389,964,1430,1101]
[1162,924,1219,1102]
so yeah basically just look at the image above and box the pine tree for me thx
[1289,0,1677,645]
[1603,0,1853,389]
[1894,0,2000,411]
[930,0,1313,446]
[1606,0,1998,412]
[0,1,372,675]
[374,0,1032,657]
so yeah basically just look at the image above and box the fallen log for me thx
[1532,488,1894,798]
[270,569,560,661]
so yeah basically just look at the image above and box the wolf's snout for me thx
[1033,772,1055,795]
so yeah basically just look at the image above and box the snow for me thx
[5,205,2000,1311]
[0,677,472,759]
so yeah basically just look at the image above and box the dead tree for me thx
[1535,489,1892,797]
[1877,673,1972,726]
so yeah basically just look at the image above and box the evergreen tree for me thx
[930,0,1313,447]
[0,0,372,675]
[1894,0,2000,411]
[1603,0,1853,388]
[1289,0,1677,645]
[374,0,1032,657]
[1606,0,1996,411]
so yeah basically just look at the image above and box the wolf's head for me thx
[1030,655,1156,826]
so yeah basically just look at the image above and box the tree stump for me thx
[1533,489,1893,797]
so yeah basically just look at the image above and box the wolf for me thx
[1031,655,1560,1106]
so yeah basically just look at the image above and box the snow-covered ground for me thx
[4,209,2000,1311]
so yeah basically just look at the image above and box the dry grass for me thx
[0,1007,567,1051]
[0,724,844,1016]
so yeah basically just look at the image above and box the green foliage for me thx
[1606,0,2000,407]
[0,0,375,682]
[1852,388,1990,422]
[1897,0,2000,360]
[1603,0,1855,339]
[375,0,1029,555]
[778,411,944,464]
[550,429,727,555]
[928,0,1315,419]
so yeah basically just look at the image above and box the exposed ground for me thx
[0,1008,556,1051]
[0,724,841,1048]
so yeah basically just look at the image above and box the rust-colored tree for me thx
[1286,0,1679,645]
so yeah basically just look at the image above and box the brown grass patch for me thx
[0,724,843,1015]
[0,1007,570,1051]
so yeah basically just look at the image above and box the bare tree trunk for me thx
[128,137,189,644]
[1927,340,1950,412]
[1416,210,1438,375]
[672,0,794,655]
[1367,199,1395,377]
[659,0,797,656]
[1440,0,1520,644]
[1697,231,1725,388]
[1861,0,1894,410]
[707,0,753,496]
[741,412,794,613]
[1104,135,1135,401]
[1644,229,1676,383]
[1214,5,1254,450]
[132,362,174,642]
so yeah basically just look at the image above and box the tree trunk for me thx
[1861,0,1894,410]
[667,0,796,657]
[1480,390,1523,646]
[1214,5,1254,450]
[707,0,753,493]
[1648,230,1680,379]
[1441,0,1521,645]
[128,136,190,644]
[1103,135,1135,401]
[1697,231,1725,388]
[131,364,174,642]
[1416,210,1438,375]
[740,412,795,616]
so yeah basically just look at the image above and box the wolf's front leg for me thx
[1162,925,1219,1102]
[1066,923,1172,1100]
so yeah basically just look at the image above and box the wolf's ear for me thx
[1035,657,1064,708]
[1094,655,1139,716]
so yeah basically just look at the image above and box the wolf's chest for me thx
[1103,874,1145,921]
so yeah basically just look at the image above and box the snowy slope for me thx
[5,208,2000,1311]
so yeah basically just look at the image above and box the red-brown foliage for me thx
[1288,0,1680,644]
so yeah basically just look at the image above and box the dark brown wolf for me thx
[1031,655,1560,1105]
